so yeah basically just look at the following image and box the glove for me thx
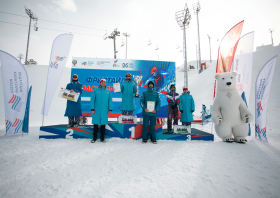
[180,110,183,113]
[191,110,194,113]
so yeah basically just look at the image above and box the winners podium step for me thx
[40,122,214,141]
[162,129,214,141]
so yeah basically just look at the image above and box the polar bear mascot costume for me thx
[212,71,253,143]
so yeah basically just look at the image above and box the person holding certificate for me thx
[120,73,137,115]
[90,78,113,143]
[140,81,161,144]
[64,74,83,128]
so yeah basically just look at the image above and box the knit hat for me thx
[72,74,78,78]
[183,87,188,91]
[100,78,106,84]
[126,73,132,77]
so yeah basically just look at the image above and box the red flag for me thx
[214,20,244,97]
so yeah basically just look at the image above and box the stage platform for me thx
[39,122,214,141]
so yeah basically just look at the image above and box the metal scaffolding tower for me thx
[24,6,38,65]
[193,1,201,73]
[175,3,192,87]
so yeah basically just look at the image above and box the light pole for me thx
[175,3,191,87]
[106,29,120,59]
[207,34,212,63]
[193,1,201,73]
[17,54,24,63]
[269,28,274,45]
[123,32,130,59]
[24,6,38,65]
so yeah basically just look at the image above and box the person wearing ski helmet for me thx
[166,84,180,133]
[179,87,195,126]
[64,74,83,128]
[90,78,113,143]
[120,73,137,115]
[140,81,161,144]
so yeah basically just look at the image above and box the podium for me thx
[39,121,214,141]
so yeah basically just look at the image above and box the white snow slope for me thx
[0,45,280,198]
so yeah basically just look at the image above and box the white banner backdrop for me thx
[255,55,278,141]
[41,34,73,116]
[0,50,29,134]
[232,32,254,136]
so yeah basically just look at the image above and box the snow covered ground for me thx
[0,45,280,197]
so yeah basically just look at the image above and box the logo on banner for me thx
[82,62,87,66]
[122,63,133,68]
[255,124,267,140]
[219,57,230,72]
[88,61,94,66]
[9,94,23,112]
[256,101,263,118]
[236,84,244,92]
[72,60,77,67]
[6,120,12,132]
[113,60,120,67]
[50,56,66,69]
[12,118,23,134]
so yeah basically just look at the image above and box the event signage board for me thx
[71,57,176,117]
[0,50,29,134]
[255,55,277,142]
[42,34,73,116]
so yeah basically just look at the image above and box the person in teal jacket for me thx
[179,87,195,126]
[140,81,161,144]
[120,73,137,115]
[64,74,83,128]
[90,78,113,143]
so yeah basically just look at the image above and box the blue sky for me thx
[0,0,279,67]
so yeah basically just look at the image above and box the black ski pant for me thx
[93,124,105,141]
[167,106,178,131]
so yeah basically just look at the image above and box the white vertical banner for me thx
[41,34,73,116]
[232,32,254,105]
[0,50,29,135]
[232,32,254,136]
[255,55,278,142]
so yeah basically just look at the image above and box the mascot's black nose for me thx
[226,82,231,85]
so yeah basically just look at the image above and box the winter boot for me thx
[152,140,157,144]
[67,123,74,128]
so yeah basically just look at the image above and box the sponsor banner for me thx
[71,58,176,117]
[214,21,244,98]
[255,55,278,142]
[0,50,29,135]
[72,57,136,70]
[42,34,73,116]
[232,32,254,135]
[22,86,32,133]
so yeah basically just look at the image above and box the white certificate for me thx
[147,101,155,112]
[113,83,121,92]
